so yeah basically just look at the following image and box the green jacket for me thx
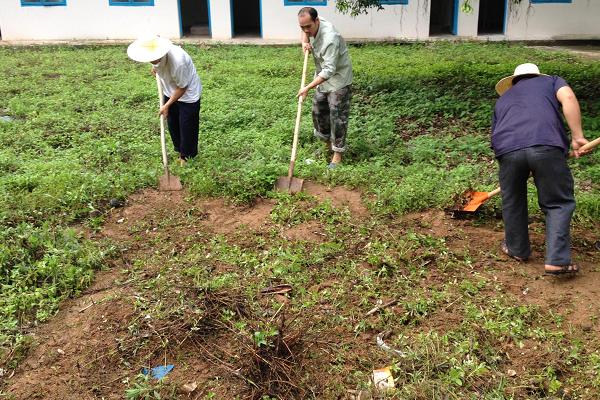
[310,17,353,93]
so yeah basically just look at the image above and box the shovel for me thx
[458,136,600,213]
[275,50,310,193]
[156,74,183,191]
[459,187,501,213]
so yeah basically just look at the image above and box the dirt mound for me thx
[4,186,600,399]
[99,189,186,240]
[101,183,366,239]
[3,187,367,398]
[283,220,325,243]
[3,280,135,399]
[303,181,368,217]
[201,198,276,234]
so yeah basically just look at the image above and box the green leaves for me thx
[0,223,110,352]
[335,0,386,16]
[252,326,279,348]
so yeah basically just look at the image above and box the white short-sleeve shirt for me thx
[155,45,202,103]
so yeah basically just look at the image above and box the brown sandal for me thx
[545,264,579,276]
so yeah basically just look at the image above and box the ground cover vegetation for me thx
[0,42,599,398]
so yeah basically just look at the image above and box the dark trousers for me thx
[312,85,352,153]
[164,96,200,159]
[498,145,575,266]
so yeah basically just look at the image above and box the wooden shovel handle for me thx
[288,50,310,179]
[156,74,170,177]
[574,136,600,154]
[487,187,501,198]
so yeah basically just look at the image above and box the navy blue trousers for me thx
[498,145,575,266]
[164,96,200,159]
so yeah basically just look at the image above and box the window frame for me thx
[109,0,155,6]
[283,0,327,6]
[21,0,66,6]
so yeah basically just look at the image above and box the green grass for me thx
[0,43,598,224]
[0,223,112,368]
[0,42,599,397]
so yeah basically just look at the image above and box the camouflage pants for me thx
[312,85,352,153]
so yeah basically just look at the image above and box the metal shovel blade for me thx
[159,173,183,191]
[461,191,492,212]
[274,176,304,194]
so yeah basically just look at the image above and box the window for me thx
[284,0,327,6]
[21,0,66,6]
[109,0,155,6]
[379,0,408,4]
[530,0,571,3]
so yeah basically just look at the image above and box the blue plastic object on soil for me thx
[141,364,174,380]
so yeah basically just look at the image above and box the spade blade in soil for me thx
[451,187,501,214]
[159,173,183,191]
[274,176,304,194]
[461,191,492,212]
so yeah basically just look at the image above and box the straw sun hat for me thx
[495,63,547,96]
[127,35,173,63]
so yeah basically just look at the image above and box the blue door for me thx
[451,0,459,35]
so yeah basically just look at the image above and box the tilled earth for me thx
[2,185,600,399]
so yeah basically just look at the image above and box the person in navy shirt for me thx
[492,63,589,275]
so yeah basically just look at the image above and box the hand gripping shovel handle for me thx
[571,136,600,156]
[156,74,170,179]
[287,50,310,180]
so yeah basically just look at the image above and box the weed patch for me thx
[0,42,599,399]
[0,224,111,367]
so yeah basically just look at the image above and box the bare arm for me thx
[298,76,326,100]
[160,86,187,117]
[557,86,589,157]
[557,86,583,139]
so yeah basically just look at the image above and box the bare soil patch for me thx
[303,181,368,217]
[3,186,599,399]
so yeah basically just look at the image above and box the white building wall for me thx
[505,0,600,40]
[260,0,430,40]
[208,0,232,40]
[0,0,598,42]
[455,0,479,38]
[431,0,599,40]
[0,0,180,41]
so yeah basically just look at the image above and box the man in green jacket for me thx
[297,7,353,169]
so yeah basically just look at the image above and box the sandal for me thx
[545,264,579,276]
[500,240,527,262]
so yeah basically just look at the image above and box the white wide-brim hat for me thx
[495,63,547,96]
[127,35,173,63]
